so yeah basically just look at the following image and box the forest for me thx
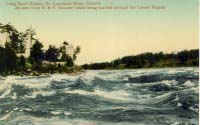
[82,49,199,70]
[0,22,81,75]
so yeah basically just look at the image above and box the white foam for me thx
[151,92,175,104]
[64,111,72,116]
[10,92,17,100]
[177,102,182,107]
[173,95,180,101]
[0,111,13,120]
[125,80,178,89]
[50,74,80,82]
[0,76,16,98]
[13,107,19,111]
[0,75,60,99]
[189,106,199,113]
[181,86,199,94]
[27,90,56,98]
[170,122,180,125]
[23,108,32,112]
[50,111,62,115]
[183,80,195,87]
[0,76,51,99]
[163,80,178,86]
[50,111,72,116]
[64,89,131,101]
[0,89,11,99]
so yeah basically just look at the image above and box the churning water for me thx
[0,67,199,125]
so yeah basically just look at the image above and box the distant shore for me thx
[0,66,198,77]
[103,65,199,70]
[82,49,199,70]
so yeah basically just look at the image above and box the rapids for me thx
[0,67,198,125]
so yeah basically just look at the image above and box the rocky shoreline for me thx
[0,68,85,77]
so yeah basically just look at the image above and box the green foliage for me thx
[18,55,26,67]
[0,22,82,75]
[43,42,81,67]
[0,23,26,53]
[29,40,44,70]
[0,23,27,74]
[82,49,199,70]
[73,46,81,61]
[9,32,26,53]
[65,57,74,67]
[4,42,17,71]
[59,42,81,67]
[82,62,112,69]
[0,47,7,72]
[45,45,59,62]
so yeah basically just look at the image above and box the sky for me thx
[0,0,199,65]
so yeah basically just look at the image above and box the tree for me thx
[29,40,44,70]
[112,58,121,67]
[65,56,74,67]
[9,32,26,53]
[59,46,74,67]
[0,23,18,43]
[0,23,26,54]
[59,42,81,67]
[177,50,188,65]
[63,41,69,46]
[19,55,26,67]
[0,47,6,72]
[60,42,69,58]
[4,42,17,72]
[73,46,81,61]
[45,45,59,62]
[25,26,36,49]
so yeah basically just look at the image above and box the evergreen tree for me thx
[19,55,26,67]
[29,40,44,70]
[4,42,17,72]
[45,45,59,62]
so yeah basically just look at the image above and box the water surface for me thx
[0,67,199,125]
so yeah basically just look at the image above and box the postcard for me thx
[0,0,199,125]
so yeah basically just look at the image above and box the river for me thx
[0,67,198,125]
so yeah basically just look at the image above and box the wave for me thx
[0,67,198,125]
[64,89,131,101]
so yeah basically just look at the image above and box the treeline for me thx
[82,49,199,70]
[28,41,81,73]
[0,22,81,75]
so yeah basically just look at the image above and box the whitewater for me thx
[0,67,198,125]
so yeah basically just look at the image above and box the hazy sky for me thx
[0,0,199,64]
